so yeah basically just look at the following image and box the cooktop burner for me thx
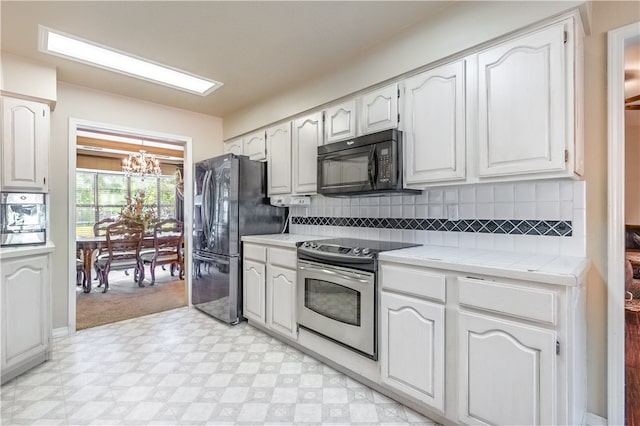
[298,238,420,260]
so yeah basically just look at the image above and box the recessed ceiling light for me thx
[38,25,222,96]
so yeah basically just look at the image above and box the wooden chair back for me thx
[139,219,184,285]
[94,220,145,292]
[105,220,144,267]
[91,217,118,283]
[152,218,184,258]
[94,217,117,237]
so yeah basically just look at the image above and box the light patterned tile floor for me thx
[1,307,438,425]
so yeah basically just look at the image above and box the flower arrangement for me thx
[119,190,158,230]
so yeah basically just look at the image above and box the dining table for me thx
[76,235,155,293]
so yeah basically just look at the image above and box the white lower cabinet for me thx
[266,264,297,339]
[1,254,51,384]
[380,291,445,412]
[243,258,266,324]
[379,259,585,426]
[458,311,557,426]
[243,242,298,341]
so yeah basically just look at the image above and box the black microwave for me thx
[317,129,419,196]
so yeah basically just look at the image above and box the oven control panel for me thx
[300,241,375,259]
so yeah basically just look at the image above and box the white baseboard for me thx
[52,326,69,339]
[586,412,607,426]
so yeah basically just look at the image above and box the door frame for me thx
[67,117,193,333]
[607,21,640,426]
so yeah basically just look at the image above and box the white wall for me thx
[223,0,584,139]
[49,83,223,328]
[626,113,640,224]
[583,3,640,417]
[0,52,57,103]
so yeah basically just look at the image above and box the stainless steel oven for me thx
[297,238,420,360]
[298,259,376,358]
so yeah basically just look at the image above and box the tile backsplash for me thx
[289,179,586,257]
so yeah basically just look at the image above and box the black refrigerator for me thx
[192,154,287,324]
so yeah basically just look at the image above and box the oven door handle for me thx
[298,264,371,283]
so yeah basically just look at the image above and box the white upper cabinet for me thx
[324,100,357,144]
[477,22,567,178]
[323,83,399,144]
[360,83,399,135]
[223,137,243,155]
[243,130,267,161]
[266,122,292,196]
[1,97,49,192]
[292,112,323,195]
[403,60,466,187]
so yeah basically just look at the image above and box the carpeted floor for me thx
[76,268,187,330]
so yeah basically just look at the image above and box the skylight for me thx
[38,26,222,96]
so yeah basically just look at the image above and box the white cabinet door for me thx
[243,259,266,324]
[380,291,445,412]
[458,311,557,426]
[360,83,399,135]
[324,99,357,144]
[243,130,266,161]
[477,23,566,177]
[267,122,292,196]
[292,112,322,195]
[223,138,243,155]
[1,97,49,192]
[404,60,466,186]
[266,264,297,339]
[1,255,50,381]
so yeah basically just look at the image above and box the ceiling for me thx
[1,1,451,119]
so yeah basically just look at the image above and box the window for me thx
[75,170,177,237]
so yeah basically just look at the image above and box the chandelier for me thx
[122,149,161,180]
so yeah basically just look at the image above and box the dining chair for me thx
[76,258,85,286]
[94,220,145,293]
[92,217,117,285]
[139,219,184,285]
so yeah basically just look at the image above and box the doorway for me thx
[67,118,194,333]
[608,21,640,426]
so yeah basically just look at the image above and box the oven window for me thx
[320,153,369,189]
[304,278,361,326]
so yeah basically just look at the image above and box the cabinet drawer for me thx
[243,244,266,262]
[458,277,557,325]
[268,247,297,269]
[380,263,445,303]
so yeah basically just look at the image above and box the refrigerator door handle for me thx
[207,168,219,248]
[201,170,211,244]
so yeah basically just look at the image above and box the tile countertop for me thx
[241,233,330,248]
[379,245,590,287]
